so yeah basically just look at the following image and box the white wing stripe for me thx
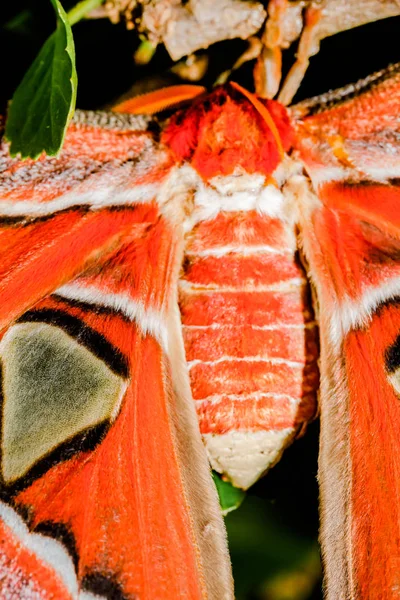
[56,283,168,352]
[0,501,104,600]
[0,183,160,217]
[330,277,400,345]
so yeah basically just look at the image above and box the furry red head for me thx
[162,86,293,180]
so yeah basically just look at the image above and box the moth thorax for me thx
[162,86,293,180]
[190,170,285,221]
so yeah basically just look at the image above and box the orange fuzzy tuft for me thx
[162,86,293,179]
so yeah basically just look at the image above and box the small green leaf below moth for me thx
[5,0,77,159]
[212,471,246,516]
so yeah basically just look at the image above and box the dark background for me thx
[2,3,400,598]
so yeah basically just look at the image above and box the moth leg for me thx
[277,4,322,105]
[254,0,290,98]
[215,36,263,86]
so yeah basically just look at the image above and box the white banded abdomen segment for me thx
[180,210,319,489]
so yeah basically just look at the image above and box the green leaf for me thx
[212,471,246,516]
[5,0,77,159]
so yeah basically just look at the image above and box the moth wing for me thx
[0,115,233,599]
[291,64,400,599]
[0,112,166,327]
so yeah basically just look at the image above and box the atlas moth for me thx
[0,54,400,600]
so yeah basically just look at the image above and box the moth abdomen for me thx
[180,202,318,490]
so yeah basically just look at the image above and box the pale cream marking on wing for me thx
[331,277,400,345]
[312,277,400,349]
[56,283,169,351]
[0,183,160,217]
[0,501,108,600]
[305,158,400,187]
[203,429,296,490]
[0,323,127,483]
[359,165,400,181]
[317,166,400,185]
[299,165,351,186]
[292,130,400,184]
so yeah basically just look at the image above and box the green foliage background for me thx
[2,2,400,597]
